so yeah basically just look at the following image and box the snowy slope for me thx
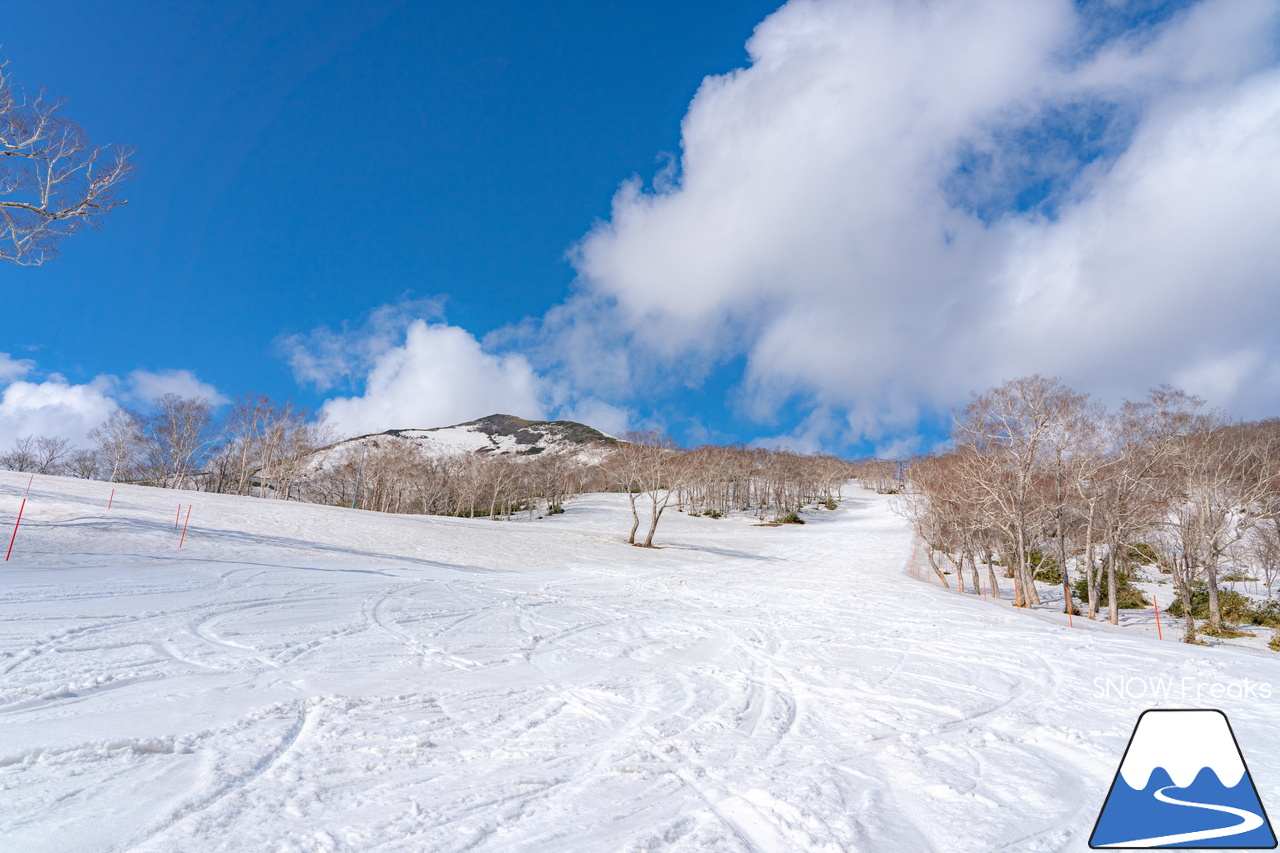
[2,471,1279,852]
[309,414,618,470]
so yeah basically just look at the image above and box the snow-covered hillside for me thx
[2,472,1279,852]
[311,414,617,467]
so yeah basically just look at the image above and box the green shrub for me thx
[1270,632,1280,653]
[1072,570,1150,609]
[1252,600,1280,629]
[1124,543,1158,565]
[1029,552,1062,585]
[776,512,805,524]
[1201,624,1255,639]
[546,504,565,515]
[823,498,837,510]
[705,508,723,519]
[1166,583,1256,623]
[1035,566,1063,585]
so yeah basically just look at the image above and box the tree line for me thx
[1,393,328,497]
[296,428,858,545]
[296,433,601,519]
[1,403,858,547]
[897,375,1280,643]
[603,432,855,546]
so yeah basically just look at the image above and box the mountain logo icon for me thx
[1090,709,1277,848]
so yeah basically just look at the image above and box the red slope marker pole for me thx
[1154,595,1163,641]
[108,489,115,510]
[179,505,192,549]
[25,474,33,494]
[174,504,182,530]
[6,499,26,561]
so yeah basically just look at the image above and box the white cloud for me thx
[549,0,1280,444]
[128,369,230,406]
[281,298,446,392]
[0,352,35,384]
[0,375,119,448]
[0,360,229,450]
[318,320,547,437]
[555,399,630,438]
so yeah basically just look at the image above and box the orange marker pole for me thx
[174,504,182,530]
[107,489,115,510]
[6,499,26,561]
[1154,596,1163,641]
[179,506,192,548]
[25,474,33,494]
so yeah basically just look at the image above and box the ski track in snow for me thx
[1,473,1279,852]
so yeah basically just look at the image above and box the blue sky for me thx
[1,1,776,431]
[3,0,1280,456]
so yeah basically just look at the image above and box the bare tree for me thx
[603,431,688,546]
[1,62,134,265]
[952,376,1090,607]
[67,448,101,480]
[207,394,330,499]
[88,408,147,482]
[1245,517,1280,599]
[0,435,37,471]
[32,435,71,474]
[1165,417,1280,633]
[142,394,219,488]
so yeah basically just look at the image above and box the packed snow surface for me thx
[2,473,1279,852]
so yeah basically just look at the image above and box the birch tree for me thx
[142,394,219,488]
[953,376,1087,606]
[88,408,147,482]
[1,62,133,265]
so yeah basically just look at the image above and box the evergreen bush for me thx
[1072,570,1150,609]
[1030,551,1061,585]
[1166,582,1255,623]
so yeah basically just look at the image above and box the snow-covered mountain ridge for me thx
[319,413,617,462]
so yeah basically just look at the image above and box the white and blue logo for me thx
[1091,709,1276,848]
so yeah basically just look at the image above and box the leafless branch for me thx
[0,61,134,265]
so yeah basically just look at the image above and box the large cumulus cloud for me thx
[545,0,1280,449]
